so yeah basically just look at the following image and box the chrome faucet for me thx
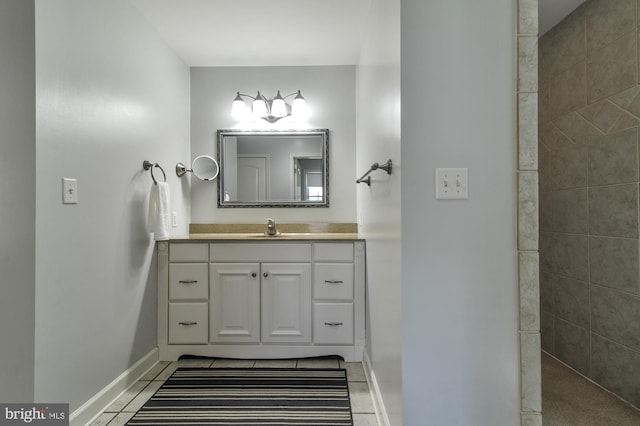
[265,218,280,236]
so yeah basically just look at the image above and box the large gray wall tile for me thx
[543,5,586,77]
[554,234,589,281]
[539,232,555,272]
[550,143,588,190]
[589,184,639,238]
[539,191,552,231]
[554,318,590,375]
[591,333,640,407]
[541,311,555,354]
[554,111,604,145]
[539,122,572,150]
[539,75,551,125]
[539,143,552,193]
[586,0,637,52]
[590,236,640,294]
[551,61,587,119]
[540,272,555,314]
[552,188,589,234]
[587,30,638,102]
[588,128,638,186]
[554,276,590,327]
[579,100,625,134]
[591,285,640,350]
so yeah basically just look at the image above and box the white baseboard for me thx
[70,348,159,426]
[362,349,391,426]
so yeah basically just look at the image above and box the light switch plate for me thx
[435,168,468,199]
[62,178,78,204]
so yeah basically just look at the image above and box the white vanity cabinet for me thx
[157,239,365,361]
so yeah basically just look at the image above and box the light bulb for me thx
[231,92,246,118]
[252,91,268,117]
[271,91,288,117]
[291,90,307,118]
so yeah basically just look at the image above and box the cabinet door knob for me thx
[263,272,269,278]
[251,272,257,278]
[178,321,198,326]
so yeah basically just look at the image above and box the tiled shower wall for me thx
[539,0,640,408]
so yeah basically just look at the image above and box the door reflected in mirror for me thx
[217,129,329,207]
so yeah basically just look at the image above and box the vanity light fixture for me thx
[231,90,307,123]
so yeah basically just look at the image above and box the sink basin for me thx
[240,232,315,238]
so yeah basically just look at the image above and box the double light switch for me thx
[435,168,468,200]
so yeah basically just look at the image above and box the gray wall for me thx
[539,0,640,408]
[0,0,36,403]
[190,66,356,223]
[355,0,402,423]
[402,0,520,424]
[35,0,190,411]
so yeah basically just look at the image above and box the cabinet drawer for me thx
[313,303,353,345]
[210,243,311,262]
[314,263,353,300]
[313,243,353,262]
[170,243,208,262]
[168,302,208,344]
[169,263,208,300]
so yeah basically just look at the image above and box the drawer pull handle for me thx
[178,321,198,326]
[324,280,344,284]
[324,322,344,327]
[179,280,198,284]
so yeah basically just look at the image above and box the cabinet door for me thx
[261,263,312,343]
[210,263,260,342]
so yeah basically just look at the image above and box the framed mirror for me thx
[217,129,329,207]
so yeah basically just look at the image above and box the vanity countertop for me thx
[179,232,363,241]
[169,223,364,242]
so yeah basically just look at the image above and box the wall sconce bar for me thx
[232,90,307,123]
[356,159,393,186]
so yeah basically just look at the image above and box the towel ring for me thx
[142,160,167,185]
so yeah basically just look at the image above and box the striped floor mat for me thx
[126,368,353,425]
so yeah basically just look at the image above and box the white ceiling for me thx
[130,0,585,67]
[130,0,372,67]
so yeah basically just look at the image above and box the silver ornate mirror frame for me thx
[216,129,329,208]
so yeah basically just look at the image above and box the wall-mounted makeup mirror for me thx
[217,129,329,208]
[176,155,219,181]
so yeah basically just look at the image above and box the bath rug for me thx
[126,367,353,425]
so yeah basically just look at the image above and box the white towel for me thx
[148,182,171,241]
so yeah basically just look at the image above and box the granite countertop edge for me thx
[168,232,364,242]
[167,223,364,242]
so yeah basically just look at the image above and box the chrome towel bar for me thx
[356,159,392,186]
[143,160,167,185]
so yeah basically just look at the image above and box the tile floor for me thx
[542,352,640,425]
[89,356,378,426]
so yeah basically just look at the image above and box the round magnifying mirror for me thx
[191,155,219,181]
